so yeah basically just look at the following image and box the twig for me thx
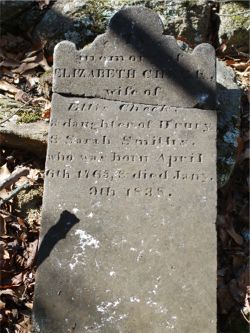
[0,101,30,126]
[241,309,250,324]
[0,167,30,191]
[241,287,250,324]
[0,182,31,207]
[237,51,250,59]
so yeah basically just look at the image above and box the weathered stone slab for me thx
[33,7,217,333]
[53,7,216,109]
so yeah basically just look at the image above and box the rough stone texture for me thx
[217,60,241,187]
[0,61,239,188]
[53,7,216,108]
[32,0,106,56]
[218,1,250,53]
[0,120,47,156]
[32,0,211,55]
[33,97,217,333]
[33,7,217,333]
[154,0,211,44]
[0,97,48,156]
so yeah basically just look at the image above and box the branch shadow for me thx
[36,210,79,268]
[108,7,216,109]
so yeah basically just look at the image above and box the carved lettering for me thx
[121,135,176,146]
[55,68,136,79]
[65,135,111,145]
[89,186,116,196]
[111,152,148,163]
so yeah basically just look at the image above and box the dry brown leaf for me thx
[226,227,244,245]
[38,0,50,10]
[1,67,17,78]
[14,90,31,103]
[39,54,51,72]
[11,272,23,287]
[0,164,11,182]
[241,287,250,323]
[32,96,49,105]
[13,62,40,75]
[25,239,38,268]
[24,302,33,309]
[14,50,50,74]
[22,53,42,64]
[0,80,19,94]
[27,169,41,182]
[24,75,40,89]
[225,58,236,66]
[3,249,10,260]
[231,60,250,71]
[0,289,16,297]
[24,48,42,58]
[219,43,227,53]
[0,299,5,309]
[42,101,51,119]
[0,59,20,68]
[0,214,7,235]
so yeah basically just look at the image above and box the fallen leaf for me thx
[24,75,39,89]
[3,249,10,260]
[38,0,50,10]
[27,169,41,182]
[13,62,40,75]
[0,80,19,94]
[0,299,5,309]
[1,67,17,78]
[0,59,20,68]
[22,53,42,64]
[39,54,51,72]
[219,43,227,53]
[14,90,31,103]
[0,289,16,297]
[0,164,11,182]
[0,214,7,235]
[11,272,23,287]
[25,240,38,269]
[226,227,244,246]
[231,60,250,71]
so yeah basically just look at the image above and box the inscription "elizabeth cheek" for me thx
[55,68,136,79]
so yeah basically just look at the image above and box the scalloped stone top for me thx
[53,6,216,109]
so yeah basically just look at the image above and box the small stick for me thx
[0,182,31,207]
[0,167,29,191]
[0,101,30,126]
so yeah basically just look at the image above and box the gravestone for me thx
[33,7,217,333]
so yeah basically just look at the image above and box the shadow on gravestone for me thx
[108,7,215,109]
[53,6,216,109]
[33,6,217,333]
[36,210,80,268]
